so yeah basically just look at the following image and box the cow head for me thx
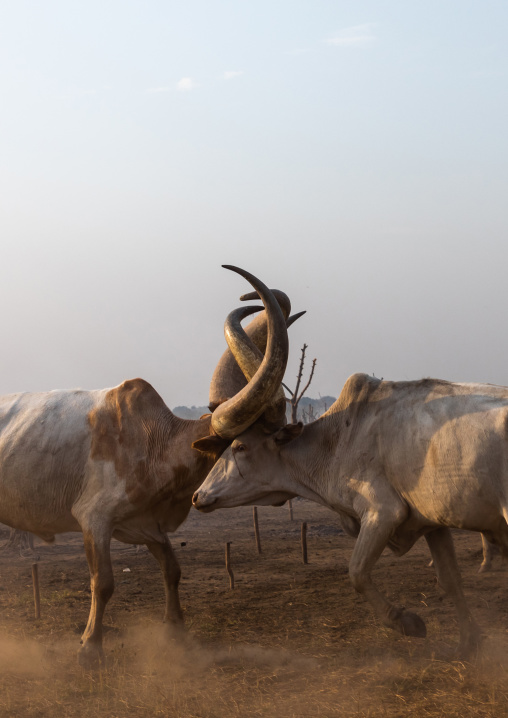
[192,421,304,510]
[192,264,305,509]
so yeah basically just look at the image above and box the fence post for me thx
[225,542,234,589]
[32,563,41,619]
[301,522,308,564]
[288,500,294,521]
[253,507,262,554]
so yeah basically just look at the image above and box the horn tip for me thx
[239,291,258,302]
[286,310,307,328]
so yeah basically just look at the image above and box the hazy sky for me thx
[1,1,507,408]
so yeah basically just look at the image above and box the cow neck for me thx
[152,412,216,475]
[280,413,344,508]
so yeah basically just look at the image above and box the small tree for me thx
[2,529,37,557]
[284,343,317,424]
[302,402,315,424]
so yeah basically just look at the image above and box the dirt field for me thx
[1,500,508,717]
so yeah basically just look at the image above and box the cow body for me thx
[305,375,508,548]
[194,373,508,655]
[0,378,215,665]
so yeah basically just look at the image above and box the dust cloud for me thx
[2,623,508,717]
[124,621,317,675]
[0,634,48,677]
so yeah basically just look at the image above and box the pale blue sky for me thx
[1,1,507,406]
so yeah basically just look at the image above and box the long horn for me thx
[225,307,306,384]
[223,306,265,381]
[208,289,292,412]
[240,289,291,316]
[223,305,288,425]
[211,266,289,439]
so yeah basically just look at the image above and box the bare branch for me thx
[297,357,317,404]
[293,344,308,405]
[287,343,319,423]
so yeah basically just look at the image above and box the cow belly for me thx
[0,510,81,540]
[0,445,88,536]
[0,478,83,537]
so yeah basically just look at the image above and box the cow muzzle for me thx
[192,491,218,513]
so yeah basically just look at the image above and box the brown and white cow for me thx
[193,291,508,657]
[0,266,299,666]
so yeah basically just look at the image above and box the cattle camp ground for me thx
[1,499,508,718]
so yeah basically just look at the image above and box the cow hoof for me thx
[163,619,187,641]
[400,611,427,638]
[456,629,484,660]
[78,643,105,669]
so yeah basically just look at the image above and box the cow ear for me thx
[273,422,303,446]
[192,435,230,456]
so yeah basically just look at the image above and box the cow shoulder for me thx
[87,379,170,502]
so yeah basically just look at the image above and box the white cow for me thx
[193,280,508,657]
[0,267,297,666]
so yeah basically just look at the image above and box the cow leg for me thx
[348,512,427,638]
[478,533,493,573]
[145,535,185,634]
[78,528,114,668]
[425,528,482,657]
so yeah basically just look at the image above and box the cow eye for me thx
[233,443,246,453]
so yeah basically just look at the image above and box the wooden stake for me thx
[288,499,294,521]
[225,542,234,589]
[301,522,308,564]
[253,506,262,554]
[32,563,41,619]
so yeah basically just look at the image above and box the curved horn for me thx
[223,305,288,426]
[220,308,307,424]
[223,306,265,381]
[211,266,289,439]
[209,289,292,412]
[240,289,291,318]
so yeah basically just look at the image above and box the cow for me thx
[428,533,496,573]
[193,280,508,657]
[0,267,299,666]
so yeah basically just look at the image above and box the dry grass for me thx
[1,504,508,717]
[2,626,508,717]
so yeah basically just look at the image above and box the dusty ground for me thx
[1,500,508,717]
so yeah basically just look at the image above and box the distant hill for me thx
[172,396,336,423]
[172,405,209,420]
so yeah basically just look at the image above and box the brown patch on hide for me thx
[88,379,171,505]
[428,441,440,468]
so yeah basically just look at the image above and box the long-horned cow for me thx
[194,276,508,657]
[0,267,301,666]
